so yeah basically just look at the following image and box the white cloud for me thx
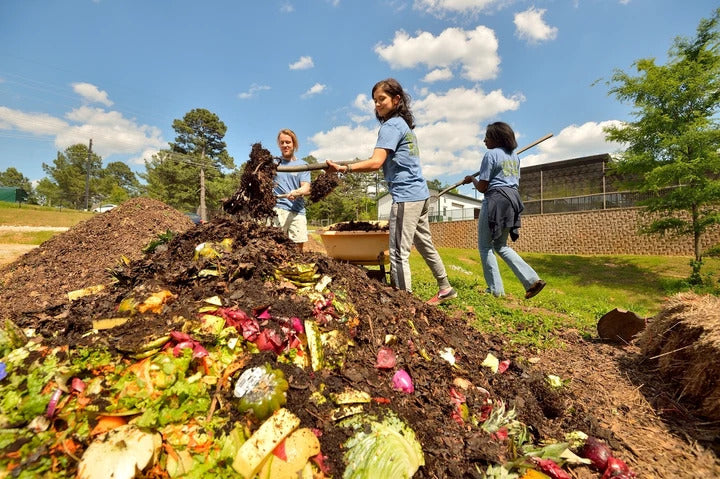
[280,2,294,13]
[413,86,524,124]
[301,83,326,98]
[0,87,166,168]
[58,106,165,159]
[72,82,113,106]
[521,120,627,166]
[514,7,558,44]
[413,0,501,16]
[237,83,271,99]
[309,124,378,162]
[309,86,525,180]
[0,106,69,135]
[289,56,314,70]
[353,94,374,115]
[422,68,453,83]
[375,25,500,81]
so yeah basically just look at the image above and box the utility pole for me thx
[198,147,207,221]
[85,139,93,211]
[199,168,207,221]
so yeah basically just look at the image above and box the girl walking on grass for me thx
[464,122,545,299]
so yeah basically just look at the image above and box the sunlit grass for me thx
[410,247,719,349]
[0,230,57,245]
[0,201,94,227]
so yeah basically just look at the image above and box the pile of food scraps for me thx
[0,208,640,478]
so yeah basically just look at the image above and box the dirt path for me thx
[0,225,68,267]
[0,244,37,267]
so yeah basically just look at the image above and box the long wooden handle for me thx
[276,160,362,172]
[436,132,553,198]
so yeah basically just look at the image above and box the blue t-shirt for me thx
[375,116,429,203]
[477,148,520,190]
[274,159,311,214]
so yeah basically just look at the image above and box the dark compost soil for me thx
[1,182,718,477]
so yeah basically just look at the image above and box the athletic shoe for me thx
[426,288,458,305]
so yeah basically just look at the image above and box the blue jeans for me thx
[478,202,540,296]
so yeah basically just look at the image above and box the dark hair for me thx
[372,78,415,129]
[485,122,518,153]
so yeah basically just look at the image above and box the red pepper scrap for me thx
[530,457,571,479]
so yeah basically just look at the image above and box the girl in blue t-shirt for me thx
[326,78,455,304]
[464,122,545,299]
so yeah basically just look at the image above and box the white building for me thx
[377,189,483,222]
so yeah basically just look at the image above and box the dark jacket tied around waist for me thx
[485,186,523,242]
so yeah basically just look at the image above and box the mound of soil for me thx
[2,196,718,477]
[0,197,194,320]
[27,216,586,477]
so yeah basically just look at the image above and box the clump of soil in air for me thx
[223,142,278,219]
[309,170,341,203]
[328,220,389,232]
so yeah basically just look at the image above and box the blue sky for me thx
[0,0,716,197]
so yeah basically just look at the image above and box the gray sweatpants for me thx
[389,198,451,292]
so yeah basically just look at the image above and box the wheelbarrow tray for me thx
[319,228,390,264]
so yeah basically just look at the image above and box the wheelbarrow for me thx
[319,223,391,283]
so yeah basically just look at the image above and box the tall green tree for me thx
[42,144,103,209]
[143,108,235,217]
[604,8,720,283]
[39,145,141,208]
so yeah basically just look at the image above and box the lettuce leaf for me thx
[342,412,424,479]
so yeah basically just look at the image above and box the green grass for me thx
[0,201,94,227]
[0,230,57,245]
[409,247,719,349]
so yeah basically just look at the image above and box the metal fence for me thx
[423,190,653,222]
[523,190,653,215]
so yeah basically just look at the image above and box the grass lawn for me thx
[0,201,94,227]
[409,247,719,348]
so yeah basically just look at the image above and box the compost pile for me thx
[0,197,194,321]
[0,202,636,478]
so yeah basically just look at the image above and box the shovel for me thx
[434,133,554,198]
[276,160,361,173]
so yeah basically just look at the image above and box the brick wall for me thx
[429,207,720,256]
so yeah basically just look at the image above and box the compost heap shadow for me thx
[47,214,587,478]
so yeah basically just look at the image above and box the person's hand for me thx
[462,175,474,185]
[325,160,342,172]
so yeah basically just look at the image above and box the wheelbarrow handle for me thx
[436,132,553,198]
